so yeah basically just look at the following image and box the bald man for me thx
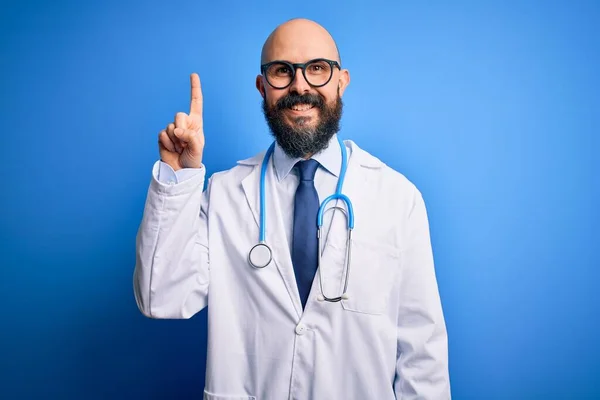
[134,18,451,400]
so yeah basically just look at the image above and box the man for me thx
[134,18,451,399]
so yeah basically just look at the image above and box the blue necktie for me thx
[292,159,320,309]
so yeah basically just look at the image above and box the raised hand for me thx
[158,73,205,171]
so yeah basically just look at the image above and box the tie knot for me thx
[296,159,319,181]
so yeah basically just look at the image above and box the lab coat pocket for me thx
[203,389,256,400]
[339,237,400,315]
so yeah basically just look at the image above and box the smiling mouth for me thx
[288,103,315,112]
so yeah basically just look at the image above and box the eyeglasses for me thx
[260,58,341,89]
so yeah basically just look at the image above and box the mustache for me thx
[275,93,324,111]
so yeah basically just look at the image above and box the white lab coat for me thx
[133,140,450,399]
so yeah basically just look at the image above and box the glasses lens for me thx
[265,62,293,88]
[304,60,332,86]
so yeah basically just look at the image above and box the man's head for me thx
[256,19,350,158]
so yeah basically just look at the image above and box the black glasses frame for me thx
[260,58,341,89]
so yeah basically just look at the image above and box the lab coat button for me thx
[295,324,306,335]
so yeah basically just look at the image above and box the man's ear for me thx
[337,69,350,97]
[256,75,266,98]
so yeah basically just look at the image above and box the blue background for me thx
[1,0,598,398]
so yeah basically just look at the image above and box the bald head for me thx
[261,18,341,65]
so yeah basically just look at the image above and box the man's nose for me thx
[288,67,311,94]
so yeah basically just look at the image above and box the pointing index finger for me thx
[189,73,203,116]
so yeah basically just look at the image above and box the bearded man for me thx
[134,18,451,400]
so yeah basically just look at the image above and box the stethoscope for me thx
[248,136,354,302]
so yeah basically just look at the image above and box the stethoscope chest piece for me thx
[249,242,272,268]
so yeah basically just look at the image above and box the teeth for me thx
[291,104,313,111]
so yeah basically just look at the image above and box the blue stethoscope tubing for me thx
[247,136,354,302]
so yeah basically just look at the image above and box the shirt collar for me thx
[273,134,342,181]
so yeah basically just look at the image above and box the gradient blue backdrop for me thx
[1,0,598,398]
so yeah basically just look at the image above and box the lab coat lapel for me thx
[240,155,303,319]
[240,163,261,232]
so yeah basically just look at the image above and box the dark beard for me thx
[261,91,343,158]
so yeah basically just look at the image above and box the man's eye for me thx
[308,63,328,74]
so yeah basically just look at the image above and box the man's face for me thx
[260,77,343,159]
[256,22,350,158]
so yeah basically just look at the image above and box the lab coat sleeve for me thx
[394,188,451,399]
[133,160,210,319]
